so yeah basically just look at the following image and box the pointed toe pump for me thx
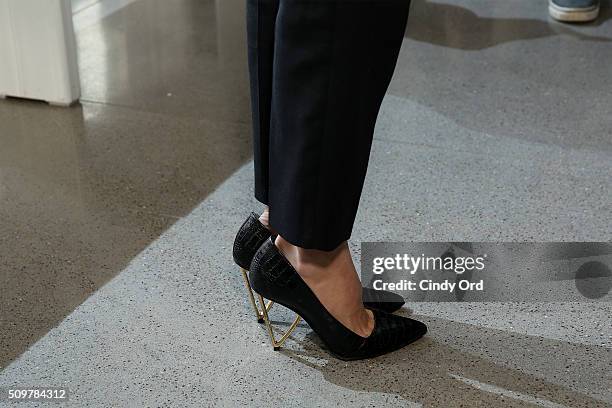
[249,239,427,360]
[232,213,405,324]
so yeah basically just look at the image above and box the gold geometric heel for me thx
[256,294,302,351]
[240,267,273,323]
[240,267,301,350]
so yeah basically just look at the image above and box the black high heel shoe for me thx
[233,213,405,324]
[249,239,427,360]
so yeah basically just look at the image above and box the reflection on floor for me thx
[0,0,610,406]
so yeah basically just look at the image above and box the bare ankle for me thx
[258,208,271,228]
[259,208,277,235]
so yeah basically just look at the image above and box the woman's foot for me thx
[233,212,405,312]
[275,236,374,337]
[249,239,427,359]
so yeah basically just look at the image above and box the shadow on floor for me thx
[281,316,611,407]
[406,0,612,50]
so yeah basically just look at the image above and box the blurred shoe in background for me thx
[549,0,600,22]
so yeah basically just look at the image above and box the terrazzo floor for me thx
[0,0,610,406]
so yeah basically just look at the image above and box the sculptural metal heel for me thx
[256,293,302,350]
[233,213,303,345]
[239,267,267,323]
[240,267,301,349]
[234,213,276,322]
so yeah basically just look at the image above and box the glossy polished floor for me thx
[0,0,611,406]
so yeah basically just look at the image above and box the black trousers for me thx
[247,0,410,250]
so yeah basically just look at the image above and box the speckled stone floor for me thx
[0,0,610,407]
